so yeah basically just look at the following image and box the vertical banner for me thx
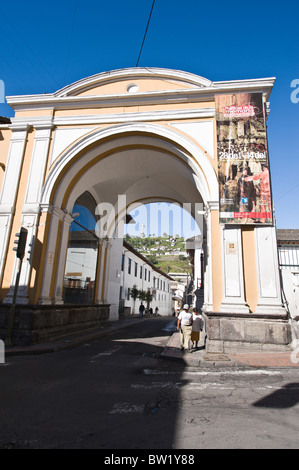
[216,92,273,225]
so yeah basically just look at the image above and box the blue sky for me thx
[0,0,298,230]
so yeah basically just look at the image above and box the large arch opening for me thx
[40,125,217,316]
[63,191,99,305]
[122,201,205,314]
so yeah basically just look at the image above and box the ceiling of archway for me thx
[70,146,203,213]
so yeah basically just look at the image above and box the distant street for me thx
[1,316,299,449]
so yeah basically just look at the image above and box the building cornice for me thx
[6,75,276,112]
[10,107,215,129]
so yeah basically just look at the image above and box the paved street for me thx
[1,317,299,449]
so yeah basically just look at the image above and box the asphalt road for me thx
[1,316,299,450]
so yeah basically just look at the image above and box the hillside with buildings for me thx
[124,234,192,275]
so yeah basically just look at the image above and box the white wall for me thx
[120,247,173,316]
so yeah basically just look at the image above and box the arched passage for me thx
[38,124,220,314]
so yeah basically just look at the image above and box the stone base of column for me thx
[204,311,292,353]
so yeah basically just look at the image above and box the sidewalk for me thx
[161,331,299,368]
[4,318,299,368]
[4,315,144,357]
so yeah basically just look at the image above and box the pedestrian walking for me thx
[154,306,159,316]
[139,303,145,319]
[191,308,203,349]
[177,304,193,352]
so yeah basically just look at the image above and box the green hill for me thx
[125,234,192,275]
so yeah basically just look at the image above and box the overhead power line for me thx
[136,0,156,67]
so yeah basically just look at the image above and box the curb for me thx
[4,317,147,357]
[160,332,299,368]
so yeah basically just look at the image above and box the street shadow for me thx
[0,317,200,449]
[101,318,191,449]
[253,383,299,409]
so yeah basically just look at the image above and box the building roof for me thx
[123,240,174,281]
[0,116,11,124]
[277,229,299,244]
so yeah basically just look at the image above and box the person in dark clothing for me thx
[139,303,145,319]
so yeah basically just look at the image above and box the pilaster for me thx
[202,201,220,313]
[4,121,54,304]
[0,124,31,283]
[53,212,73,304]
[254,225,286,315]
[220,225,249,313]
[95,238,111,305]
[38,206,64,304]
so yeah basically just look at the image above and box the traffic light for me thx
[13,227,28,260]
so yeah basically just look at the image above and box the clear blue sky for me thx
[0,0,298,230]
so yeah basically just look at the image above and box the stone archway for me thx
[38,124,219,317]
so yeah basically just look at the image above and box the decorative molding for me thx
[205,201,219,212]
[8,122,32,133]
[53,68,213,97]
[6,69,276,112]
[52,108,215,126]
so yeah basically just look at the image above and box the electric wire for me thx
[136,0,156,67]
[63,0,79,86]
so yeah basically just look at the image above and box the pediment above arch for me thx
[54,68,212,98]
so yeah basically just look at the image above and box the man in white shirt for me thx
[177,304,193,352]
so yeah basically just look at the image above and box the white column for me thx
[102,239,111,304]
[202,201,218,312]
[95,239,105,305]
[53,212,73,304]
[95,239,112,305]
[220,226,249,313]
[106,236,123,320]
[38,206,64,304]
[4,122,53,303]
[255,225,286,315]
[0,124,31,282]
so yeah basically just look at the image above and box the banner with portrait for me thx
[216,92,273,225]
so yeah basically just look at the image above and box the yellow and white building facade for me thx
[0,68,292,350]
